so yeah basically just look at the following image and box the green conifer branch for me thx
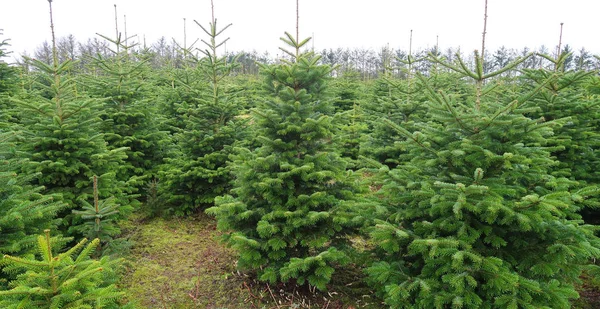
[482,53,532,79]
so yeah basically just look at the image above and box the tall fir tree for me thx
[82,34,168,191]
[0,32,65,289]
[10,0,133,235]
[160,8,248,215]
[0,35,17,92]
[361,53,428,169]
[207,31,360,291]
[0,33,20,124]
[329,71,368,168]
[365,46,600,308]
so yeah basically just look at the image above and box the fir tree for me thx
[366,47,600,308]
[11,1,133,234]
[361,53,427,168]
[160,8,248,214]
[13,56,133,228]
[520,53,600,220]
[0,130,65,288]
[0,33,19,124]
[156,64,205,134]
[71,175,120,248]
[329,71,368,168]
[82,34,168,190]
[0,230,129,309]
[207,32,359,291]
[0,34,17,95]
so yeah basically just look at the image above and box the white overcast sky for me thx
[1,0,598,59]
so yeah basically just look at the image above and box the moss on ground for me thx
[120,213,382,308]
[121,213,249,309]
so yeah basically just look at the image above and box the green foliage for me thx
[155,65,205,134]
[366,52,600,308]
[0,35,18,95]
[82,34,168,190]
[207,33,359,291]
[0,230,128,309]
[361,61,429,168]
[0,34,20,124]
[141,178,166,218]
[0,131,65,288]
[330,72,368,167]
[71,175,120,247]
[160,18,248,214]
[12,55,133,235]
[520,53,600,222]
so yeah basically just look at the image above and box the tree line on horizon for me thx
[6,33,600,80]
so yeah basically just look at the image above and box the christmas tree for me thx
[82,33,168,192]
[0,230,129,309]
[366,45,600,308]
[11,0,133,234]
[160,6,248,214]
[207,30,360,291]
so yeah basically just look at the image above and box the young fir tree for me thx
[0,34,18,96]
[0,230,129,309]
[0,131,65,289]
[14,56,133,226]
[160,12,247,215]
[82,34,168,190]
[156,64,205,134]
[207,33,359,291]
[0,33,65,288]
[520,52,600,221]
[365,47,600,308]
[71,175,120,248]
[329,70,368,168]
[11,1,133,233]
[361,53,428,169]
[0,33,20,125]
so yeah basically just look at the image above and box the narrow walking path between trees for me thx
[119,213,379,308]
[121,214,249,308]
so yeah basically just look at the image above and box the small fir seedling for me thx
[0,229,128,309]
[71,175,120,248]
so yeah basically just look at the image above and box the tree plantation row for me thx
[2,5,600,308]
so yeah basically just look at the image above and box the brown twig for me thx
[476,0,489,111]
[187,260,202,301]
[290,286,296,306]
[266,283,282,308]
[243,281,261,300]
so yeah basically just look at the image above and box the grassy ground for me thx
[574,273,600,309]
[120,212,600,308]
[120,213,380,309]
[120,214,248,308]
